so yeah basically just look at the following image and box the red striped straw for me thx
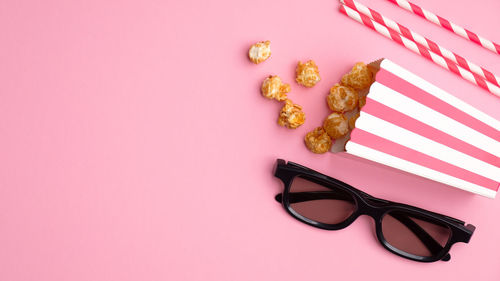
[387,0,500,55]
[341,0,500,87]
[339,4,500,98]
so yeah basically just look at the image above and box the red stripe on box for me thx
[349,129,499,191]
[362,97,500,167]
[376,68,500,142]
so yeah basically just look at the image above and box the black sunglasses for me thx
[273,159,476,262]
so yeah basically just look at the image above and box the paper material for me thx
[343,59,500,198]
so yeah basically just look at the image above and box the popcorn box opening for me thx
[340,59,500,198]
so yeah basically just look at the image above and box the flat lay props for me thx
[249,18,500,199]
[273,159,476,262]
[339,4,500,97]
[335,0,500,198]
[342,0,500,90]
[386,0,500,54]
[2,0,500,280]
[345,59,500,198]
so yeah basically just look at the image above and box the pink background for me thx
[1,0,500,280]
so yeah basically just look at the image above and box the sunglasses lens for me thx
[288,176,356,225]
[381,210,452,258]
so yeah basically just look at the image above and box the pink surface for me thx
[1,0,500,280]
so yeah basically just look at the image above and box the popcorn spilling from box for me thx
[342,59,500,198]
[306,62,373,153]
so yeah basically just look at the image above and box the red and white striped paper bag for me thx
[345,59,500,198]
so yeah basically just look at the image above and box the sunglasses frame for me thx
[274,159,475,262]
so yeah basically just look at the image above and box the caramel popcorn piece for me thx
[359,95,367,108]
[261,75,290,101]
[323,112,349,139]
[327,84,359,112]
[348,113,360,130]
[278,99,306,129]
[295,60,321,87]
[305,127,332,154]
[248,41,271,64]
[341,62,373,90]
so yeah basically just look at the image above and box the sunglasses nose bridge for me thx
[357,207,382,219]
[355,197,388,219]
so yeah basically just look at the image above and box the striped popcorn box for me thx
[344,59,500,198]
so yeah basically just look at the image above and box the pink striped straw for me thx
[341,0,500,87]
[387,0,500,55]
[339,4,500,98]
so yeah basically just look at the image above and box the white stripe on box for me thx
[345,142,497,198]
[380,60,500,131]
[368,82,500,157]
[355,112,500,182]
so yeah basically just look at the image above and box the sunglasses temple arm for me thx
[276,191,451,261]
[463,224,476,243]
[276,191,354,203]
[392,214,451,261]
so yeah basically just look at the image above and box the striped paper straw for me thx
[339,5,500,98]
[341,0,500,87]
[387,0,500,55]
